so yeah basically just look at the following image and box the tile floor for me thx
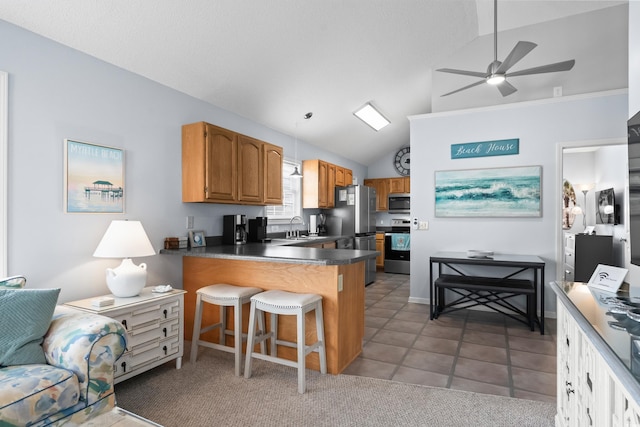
[342,272,557,404]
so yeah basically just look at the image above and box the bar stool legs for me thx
[190,284,265,376]
[244,290,327,393]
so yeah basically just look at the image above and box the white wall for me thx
[366,146,412,226]
[1,20,367,302]
[593,145,628,266]
[432,5,628,113]
[409,91,628,317]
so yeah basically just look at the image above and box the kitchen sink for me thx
[269,236,329,245]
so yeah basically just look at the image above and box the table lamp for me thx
[93,220,156,297]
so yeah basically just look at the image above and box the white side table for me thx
[64,287,186,383]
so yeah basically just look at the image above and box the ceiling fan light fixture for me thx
[486,74,506,85]
[354,103,390,131]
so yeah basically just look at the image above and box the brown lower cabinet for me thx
[182,256,365,374]
[375,232,385,268]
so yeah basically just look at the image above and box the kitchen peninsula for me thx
[161,243,378,374]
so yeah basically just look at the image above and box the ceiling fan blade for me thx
[436,68,487,78]
[497,80,517,97]
[495,41,537,74]
[441,80,486,97]
[507,59,576,77]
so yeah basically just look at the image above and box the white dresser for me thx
[65,287,186,383]
[553,281,640,426]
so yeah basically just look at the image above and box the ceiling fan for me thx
[437,0,575,97]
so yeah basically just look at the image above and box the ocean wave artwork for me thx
[435,166,541,217]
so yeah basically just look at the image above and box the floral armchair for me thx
[0,277,128,426]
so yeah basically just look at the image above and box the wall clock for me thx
[394,147,410,176]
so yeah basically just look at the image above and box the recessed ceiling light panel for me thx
[353,103,390,131]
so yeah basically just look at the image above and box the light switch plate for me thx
[419,221,429,230]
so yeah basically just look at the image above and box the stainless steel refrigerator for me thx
[333,185,377,285]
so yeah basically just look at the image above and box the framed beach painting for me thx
[434,165,542,218]
[64,139,125,213]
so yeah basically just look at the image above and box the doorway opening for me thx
[556,138,627,281]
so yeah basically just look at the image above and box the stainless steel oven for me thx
[384,218,410,274]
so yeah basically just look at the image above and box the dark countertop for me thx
[160,241,379,266]
[551,281,640,403]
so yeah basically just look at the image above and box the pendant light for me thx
[290,121,303,178]
[290,112,311,178]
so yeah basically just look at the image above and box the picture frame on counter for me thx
[188,230,206,248]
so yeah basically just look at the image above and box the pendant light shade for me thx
[290,118,304,178]
[290,165,303,178]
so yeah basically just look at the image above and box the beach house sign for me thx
[451,138,519,159]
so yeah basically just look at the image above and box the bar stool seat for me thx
[190,284,265,376]
[244,289,327,393]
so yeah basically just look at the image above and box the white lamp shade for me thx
[94,220,155,258]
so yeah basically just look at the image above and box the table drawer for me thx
[161,298,181,320]
[126,320,162,348]
[564,249,575,268]
[564,265,575,282]
[115,335,180,378]
[160,317,180,339]
[115,303,163,331]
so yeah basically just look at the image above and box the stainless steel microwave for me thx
[388,193,410,213]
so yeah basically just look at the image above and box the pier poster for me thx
[64,139,124,213]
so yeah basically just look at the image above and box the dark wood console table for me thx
[429,251,546,334]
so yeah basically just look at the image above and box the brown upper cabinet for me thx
[364,178,389,211]
[263,142,284,205]
[389,177,410,194]
[364,177,409,211]
[302,159,353,209]
[182,122,283,205]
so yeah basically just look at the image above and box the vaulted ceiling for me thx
[0,1,628,165]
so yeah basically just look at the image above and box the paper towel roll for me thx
[310,215,317,234]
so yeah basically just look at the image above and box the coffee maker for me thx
[317,213,328,236]
[248,216,268,242]
[223,215,247,245]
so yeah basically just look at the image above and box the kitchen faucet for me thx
[288,216,303,238]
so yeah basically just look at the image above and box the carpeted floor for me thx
[114,347,556,427]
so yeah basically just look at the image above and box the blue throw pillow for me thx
[0,288,60,366]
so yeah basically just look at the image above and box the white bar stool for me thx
[244,289,327,394]
[190,284,265,376]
